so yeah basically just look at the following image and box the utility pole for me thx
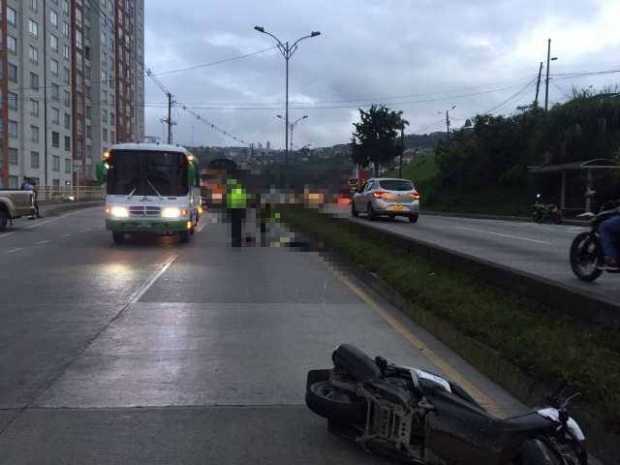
[544,39,551,112]
[166,92,174,144]
[399,122,405,178]
[534,61,543,108]
[445,110,450,137]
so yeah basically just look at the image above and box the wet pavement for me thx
[0,207,525,464]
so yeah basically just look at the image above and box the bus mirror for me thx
[96,161,108,184]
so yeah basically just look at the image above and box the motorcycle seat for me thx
[332,344,382,381]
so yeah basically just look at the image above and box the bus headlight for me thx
[109,206,129,218]
[161,207,183,219]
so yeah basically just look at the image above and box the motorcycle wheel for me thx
[570,232,603,282]
[306,381,366,424]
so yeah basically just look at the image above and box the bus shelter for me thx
[528,158,620,213]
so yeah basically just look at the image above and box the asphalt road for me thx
[327,204,620,304]
[0,207,525,464]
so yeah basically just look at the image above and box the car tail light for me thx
[410,191,420,200]
[373,191,388,199]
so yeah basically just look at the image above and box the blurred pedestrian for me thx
[226,178,247,247]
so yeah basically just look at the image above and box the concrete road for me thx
[327,203,620,303]
[0,207,525,464]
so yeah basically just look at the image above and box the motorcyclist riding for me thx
[599,199,620,271]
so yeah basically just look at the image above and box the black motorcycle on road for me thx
[306,344,587,465]
[569,203,620,282]
[532,194,562,224]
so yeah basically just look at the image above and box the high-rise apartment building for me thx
[0,0,144,189]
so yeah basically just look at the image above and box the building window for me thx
[65,159,72,174]
[64,136,71,152]
[62,0,69,14]
[111,131,115,143]
[30,72,39,90]
[52,131,60,148]
[9,148,18,165]
[28,19,39,39]
[102,128,108,142]
[50,34,59,51]
[31,152,40,169]
[51,83,60,100]
[102,109,107,123]
[51,107,60,124]
[7,7,16,26]
[31,0,38,11]
[52,156,60,172]
[50,58,59,75]
[64,113,71,130]
[31,125,40,144]
[50,10,58,27]
[29,46,39,64]
[30,99,40,117]
[63,67,70,84]
[8,121,18,139]
[8,64,18,83]
[62,22,69,37]
[63,45,70,60]
[7,35,17,54]
[64,91,70,107]
[8,92,18,111]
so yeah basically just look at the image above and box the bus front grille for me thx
[129,206,161,217]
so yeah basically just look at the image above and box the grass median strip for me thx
[278,205,620,454]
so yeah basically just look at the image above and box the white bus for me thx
[98,143,202,244]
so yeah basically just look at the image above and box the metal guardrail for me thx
[36,186,105,203]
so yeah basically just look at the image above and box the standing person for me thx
[31,179,42,218]
[226,178,247,247]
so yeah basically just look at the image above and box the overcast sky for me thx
[143,0,620,149]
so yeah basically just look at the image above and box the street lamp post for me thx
[255,26,320,185]
[277,114,308,152]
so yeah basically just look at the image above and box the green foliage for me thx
[280,206,620,433]
[351,105,409,174]
[434,90,620,194]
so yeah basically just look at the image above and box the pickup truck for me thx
[0,190,35,231]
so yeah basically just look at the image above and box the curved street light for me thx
[255,26,321,184]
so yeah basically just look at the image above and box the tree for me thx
[351,105,409,175]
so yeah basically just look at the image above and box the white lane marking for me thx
[127,254,177,304]
[196,222,206,232]
[0,209,93,241]
[35,240,51,245]
[455,226,552,245]
[62,234,72,238]
[6,247,23,254]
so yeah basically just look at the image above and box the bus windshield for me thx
[107,150,189,197]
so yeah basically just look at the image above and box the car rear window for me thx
[379,180,414,191]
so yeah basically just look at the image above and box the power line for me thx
[151,47,278,77]
[482,77,537,115]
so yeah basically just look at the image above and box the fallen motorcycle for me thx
[532,194,562,224]
[306,344,587,464]
[570,202,620,282]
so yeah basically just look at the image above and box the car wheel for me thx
[112,232,125,244]
[367,203,376,221]
[409,214,419,223]
[179,230,191,243]
[0,209,8,232]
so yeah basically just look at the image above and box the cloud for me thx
[143,0,620,148]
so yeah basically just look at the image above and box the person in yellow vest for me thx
[226,178,248,247]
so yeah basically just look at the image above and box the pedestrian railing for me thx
[37,186,105,203]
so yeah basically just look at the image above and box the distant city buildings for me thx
[0,0,145,188]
